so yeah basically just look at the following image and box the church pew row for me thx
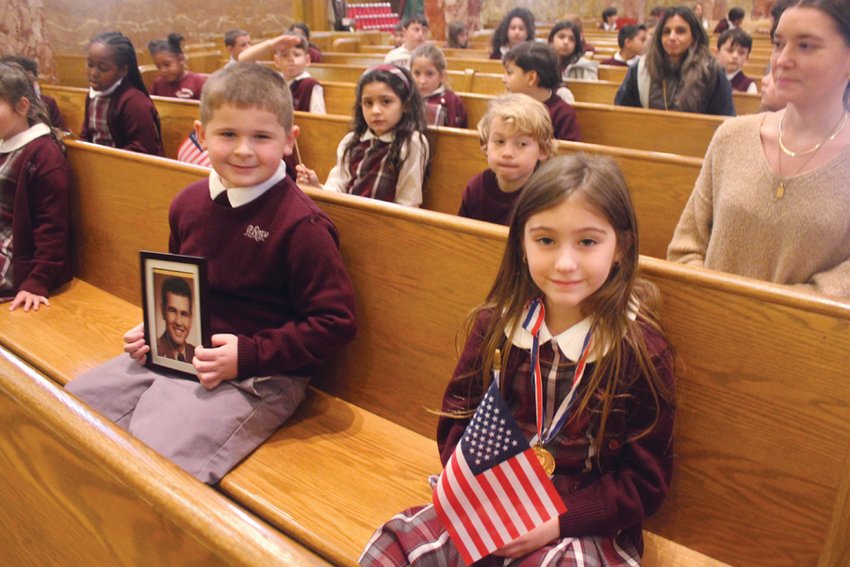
[319,81,725,158]
[9,141,850,566]
[54,51,221,89]
[0,343,329,566]
[42,85,702,261]
[48,54,762,116]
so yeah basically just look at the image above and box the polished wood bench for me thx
[42,85,703,261]
[14,141,850,566]
[0,330,328,566]
[319,81,725,158]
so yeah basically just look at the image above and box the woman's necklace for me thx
[778,110,847,157]
[662,79,669,111]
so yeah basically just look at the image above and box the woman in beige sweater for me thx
[668,0,850,299]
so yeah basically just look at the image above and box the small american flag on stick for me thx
[433,380,566,565]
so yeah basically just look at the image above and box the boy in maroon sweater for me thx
[458,94,555,225]
[66,63,357,484]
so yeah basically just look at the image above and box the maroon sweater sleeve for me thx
[14,138,72,297]
[436,309,493,465]
[112,87,164,156]
[558,329,675,538]
[546,95,583,142]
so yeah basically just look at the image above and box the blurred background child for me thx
[148,33,207,100]
[410,44,468,128]
[716,28,758,93]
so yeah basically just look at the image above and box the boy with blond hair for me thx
[67,63,357,484]
[458,93,556,225]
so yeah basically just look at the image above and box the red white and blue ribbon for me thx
[521,298,593,446]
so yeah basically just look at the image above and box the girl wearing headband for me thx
[297,64,430,207]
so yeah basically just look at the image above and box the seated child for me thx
[0,55,66,131]
[715,6,745,33]
[81,31,164,156]
[446,21,469,49]
[503,42,582,142]
[148,33,207,100]
[410,44,468,128]
[65,63,357,484]
[224,29,251,67]
[490,8,535,60]
[384,15,429,69]
[600,24,648,67]
[296,65,430,208]
[459,93,555,225]
[0,63,72,312]
[716,28,758,94]
[600,6,619,31]
[239,34,326,114]
[548,20,599,81]
[289,23,323,63]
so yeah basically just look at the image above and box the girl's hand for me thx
[491,517,560,558]
[9,290,50,312]
[123,322,150,364]
[295,164,320,187]
[193,334,238,390]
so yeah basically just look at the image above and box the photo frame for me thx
[140,251,210,380]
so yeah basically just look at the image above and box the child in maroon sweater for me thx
[503,42,582,142]
[148,33,207,100]
[459,93,555,225]
[66,63,357,484]
[410,44,468,128]
[0,63,71,312]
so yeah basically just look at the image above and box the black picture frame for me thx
[140,251,210,380]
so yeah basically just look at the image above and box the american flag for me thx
[433,381,566,565]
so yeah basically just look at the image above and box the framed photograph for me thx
[140,251,210,379]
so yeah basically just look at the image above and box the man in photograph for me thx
[157,277,195,362]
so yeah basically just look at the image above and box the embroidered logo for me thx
[244,224,269,242]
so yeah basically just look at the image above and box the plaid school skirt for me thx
[359,504,641,567]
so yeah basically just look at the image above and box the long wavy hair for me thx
[490,8,536,59]
[547,20,586,69]
[345,65,429,180]
[454,154,674,447]
[646,6,720,112]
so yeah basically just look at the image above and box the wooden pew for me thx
[320,82,725,158]
[42,85,701,260]
[29,141,850,566]
[0,344,329,566]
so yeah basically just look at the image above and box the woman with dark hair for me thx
[614,6,734,115]
[489,7,536,60]
[669,0,850,299]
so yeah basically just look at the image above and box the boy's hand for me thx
[193,334,238,390]
[270,34,302,52]
[123,322,150,364]
[9,290,50,312]
[492,517,559,558]
[295,164,320,187]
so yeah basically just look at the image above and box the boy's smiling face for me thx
[195,103,298,188]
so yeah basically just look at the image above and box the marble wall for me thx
[1,0,57,81]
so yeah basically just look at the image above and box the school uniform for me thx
[360,307,675,566]
[458,168,520,226]
[600,52,634,67]
[66,162,357,483]
[544,93,582,142]
[714,18,733,34]
[323,130,429,207]
[308,44,322,63]
[423,85,468,128]
[151,72,207,100]
[286,71,326,114]
[0,123,71,301]
[727,70,758,94]
[384,45,413,68]
[81,78,164,156]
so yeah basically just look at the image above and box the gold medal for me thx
[532,444,556,477]
[776,182,785,199]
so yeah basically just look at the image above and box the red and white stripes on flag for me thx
[433,381,566,565]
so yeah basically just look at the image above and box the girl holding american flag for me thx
[360,154,676,566]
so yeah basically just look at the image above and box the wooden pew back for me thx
[61,142,850,566]
[0,344,329,566]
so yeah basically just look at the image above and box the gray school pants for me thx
[65,355,309,484]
